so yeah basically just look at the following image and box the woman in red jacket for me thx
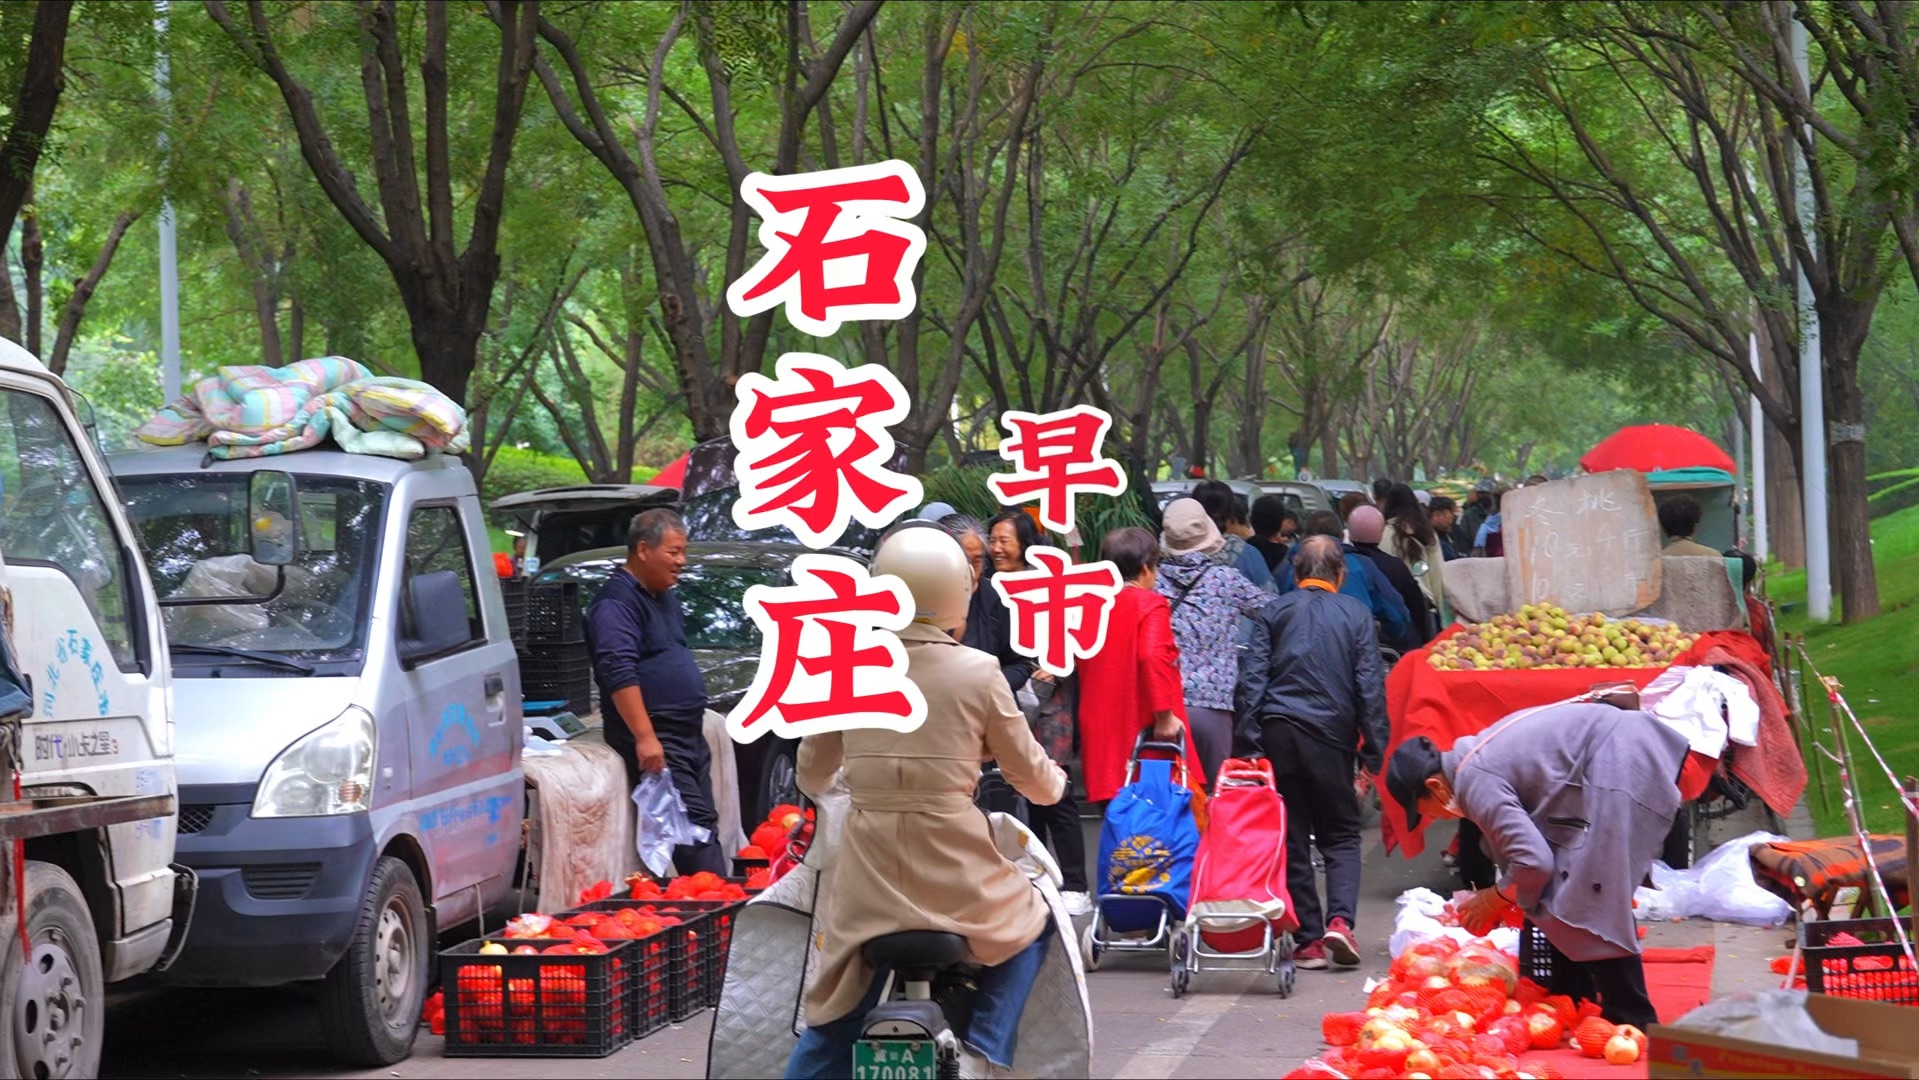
[1077,527,1199,804]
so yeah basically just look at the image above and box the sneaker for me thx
[1323,918,1361,968]
[1060,891,1093,917]
[1294,941,1330,970]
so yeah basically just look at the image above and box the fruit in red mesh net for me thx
[1574,1016,1617,1057]
[1488,1016,1531,1056]
[1321,1011,1367,1047]
[1525,1009,1563,1050]
[1447,945,1519,997]
[1516,1060,1562,1079]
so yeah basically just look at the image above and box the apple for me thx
[1604,1031,1641,1064]
[1404,1048,1443,1074]
[478,940,508,955]
[1616,1024,1648,1054]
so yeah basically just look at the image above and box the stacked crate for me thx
[520,581,592,714]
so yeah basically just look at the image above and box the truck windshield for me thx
[119,474,384,666]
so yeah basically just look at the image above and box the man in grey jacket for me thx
[1236,535,1389,971]
[1384,702,1691,1027]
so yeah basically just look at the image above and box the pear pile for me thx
[1427,604,1693,671]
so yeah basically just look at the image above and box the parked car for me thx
[112,443,522,1066]
[1314,477,1371,505]
[490,482,678,573]
[0,340,184,1078]
[529,540,859,825]
[493,481,879,570]
[1254,480,1333,519]
[1147,477,1262,513]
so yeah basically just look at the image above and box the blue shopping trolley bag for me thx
[1096,740,1199,934]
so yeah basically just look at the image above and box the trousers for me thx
[1263,719,1362,944]
[1541,936,1658,1028]
[606,708,727,877]
[783,930,1052,1077]
[1185,705,1234,789]
[1026,769,1088,893]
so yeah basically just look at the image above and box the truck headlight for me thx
[252,706,376,817]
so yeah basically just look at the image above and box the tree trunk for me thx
[1765,411,1805,570]
[0,2,71,251]
[1823,304,1879,621]
[288,294,305,360]
[0,259,19,344]
[22,199,42,357]
[1319,427,1339,478]
[47,209,137,376]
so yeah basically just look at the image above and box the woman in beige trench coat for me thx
[784,525,1067,1079]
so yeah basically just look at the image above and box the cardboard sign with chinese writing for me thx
[1502,470,1662,616]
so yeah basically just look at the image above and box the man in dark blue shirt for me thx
[584,508,725,876]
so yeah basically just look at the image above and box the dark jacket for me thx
[1234,585,1389,773]
[584,568,707,721]
[961,572,1035,694]
[1353,541,1434,650]
[1274,543,1413,646]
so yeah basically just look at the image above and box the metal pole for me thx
[155,1,181,403]
[1907,776,1918,951]
[1751,331,1768,562]
[1793,19,1832,622]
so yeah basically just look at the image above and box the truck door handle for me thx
[485,673,505,699]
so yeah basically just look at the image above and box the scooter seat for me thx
[862,931,968,972]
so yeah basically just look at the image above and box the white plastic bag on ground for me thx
[1632,830,1791,926]
[1389,887,1519,958]
[632,769,712,877]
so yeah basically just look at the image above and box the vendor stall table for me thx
[1381,627,1779,857]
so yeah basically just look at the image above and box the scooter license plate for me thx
[852,1038,937,1079]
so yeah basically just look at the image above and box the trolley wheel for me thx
[1276,960,1296,999]
[1170,964,1190,998]
[1080,923,1102,973]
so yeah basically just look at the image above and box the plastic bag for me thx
[1670,990,1859,1056]
[632,770,713,878]
[1632,831,1792,926]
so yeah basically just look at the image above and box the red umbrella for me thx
[646,452,689,491]
[1580,424,1735,474]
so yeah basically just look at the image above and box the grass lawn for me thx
[1769,503,1919,835]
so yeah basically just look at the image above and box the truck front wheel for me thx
[319,856,427,1067]
[0,861,104,1079]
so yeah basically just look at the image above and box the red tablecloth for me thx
[1379,628,1765,857]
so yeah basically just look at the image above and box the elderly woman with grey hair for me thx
[1155,498,1273,786]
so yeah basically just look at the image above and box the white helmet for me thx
[870,523,972,632]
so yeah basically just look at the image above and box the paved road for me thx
[101,809,1790,1078]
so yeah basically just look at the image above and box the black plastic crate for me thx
[1801,918,1919,1004]
[1516,919,1557,988]
[526,581,585,643]
[544,907,690,1036]
[520,642,594,714]
[730,856,770,878]
[566,898,745,1016]
[502,578,529,645]
[440,938,634,1057]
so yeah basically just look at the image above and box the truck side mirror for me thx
[248,471,301,567]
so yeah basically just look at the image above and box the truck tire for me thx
[0,862,104,1079]
[319,857,427,1067]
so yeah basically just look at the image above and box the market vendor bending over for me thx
[1384,701,1690,1028]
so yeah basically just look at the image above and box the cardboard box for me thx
[1649,994,1919,1078]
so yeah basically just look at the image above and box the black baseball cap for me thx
[1386,736,1446,832]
